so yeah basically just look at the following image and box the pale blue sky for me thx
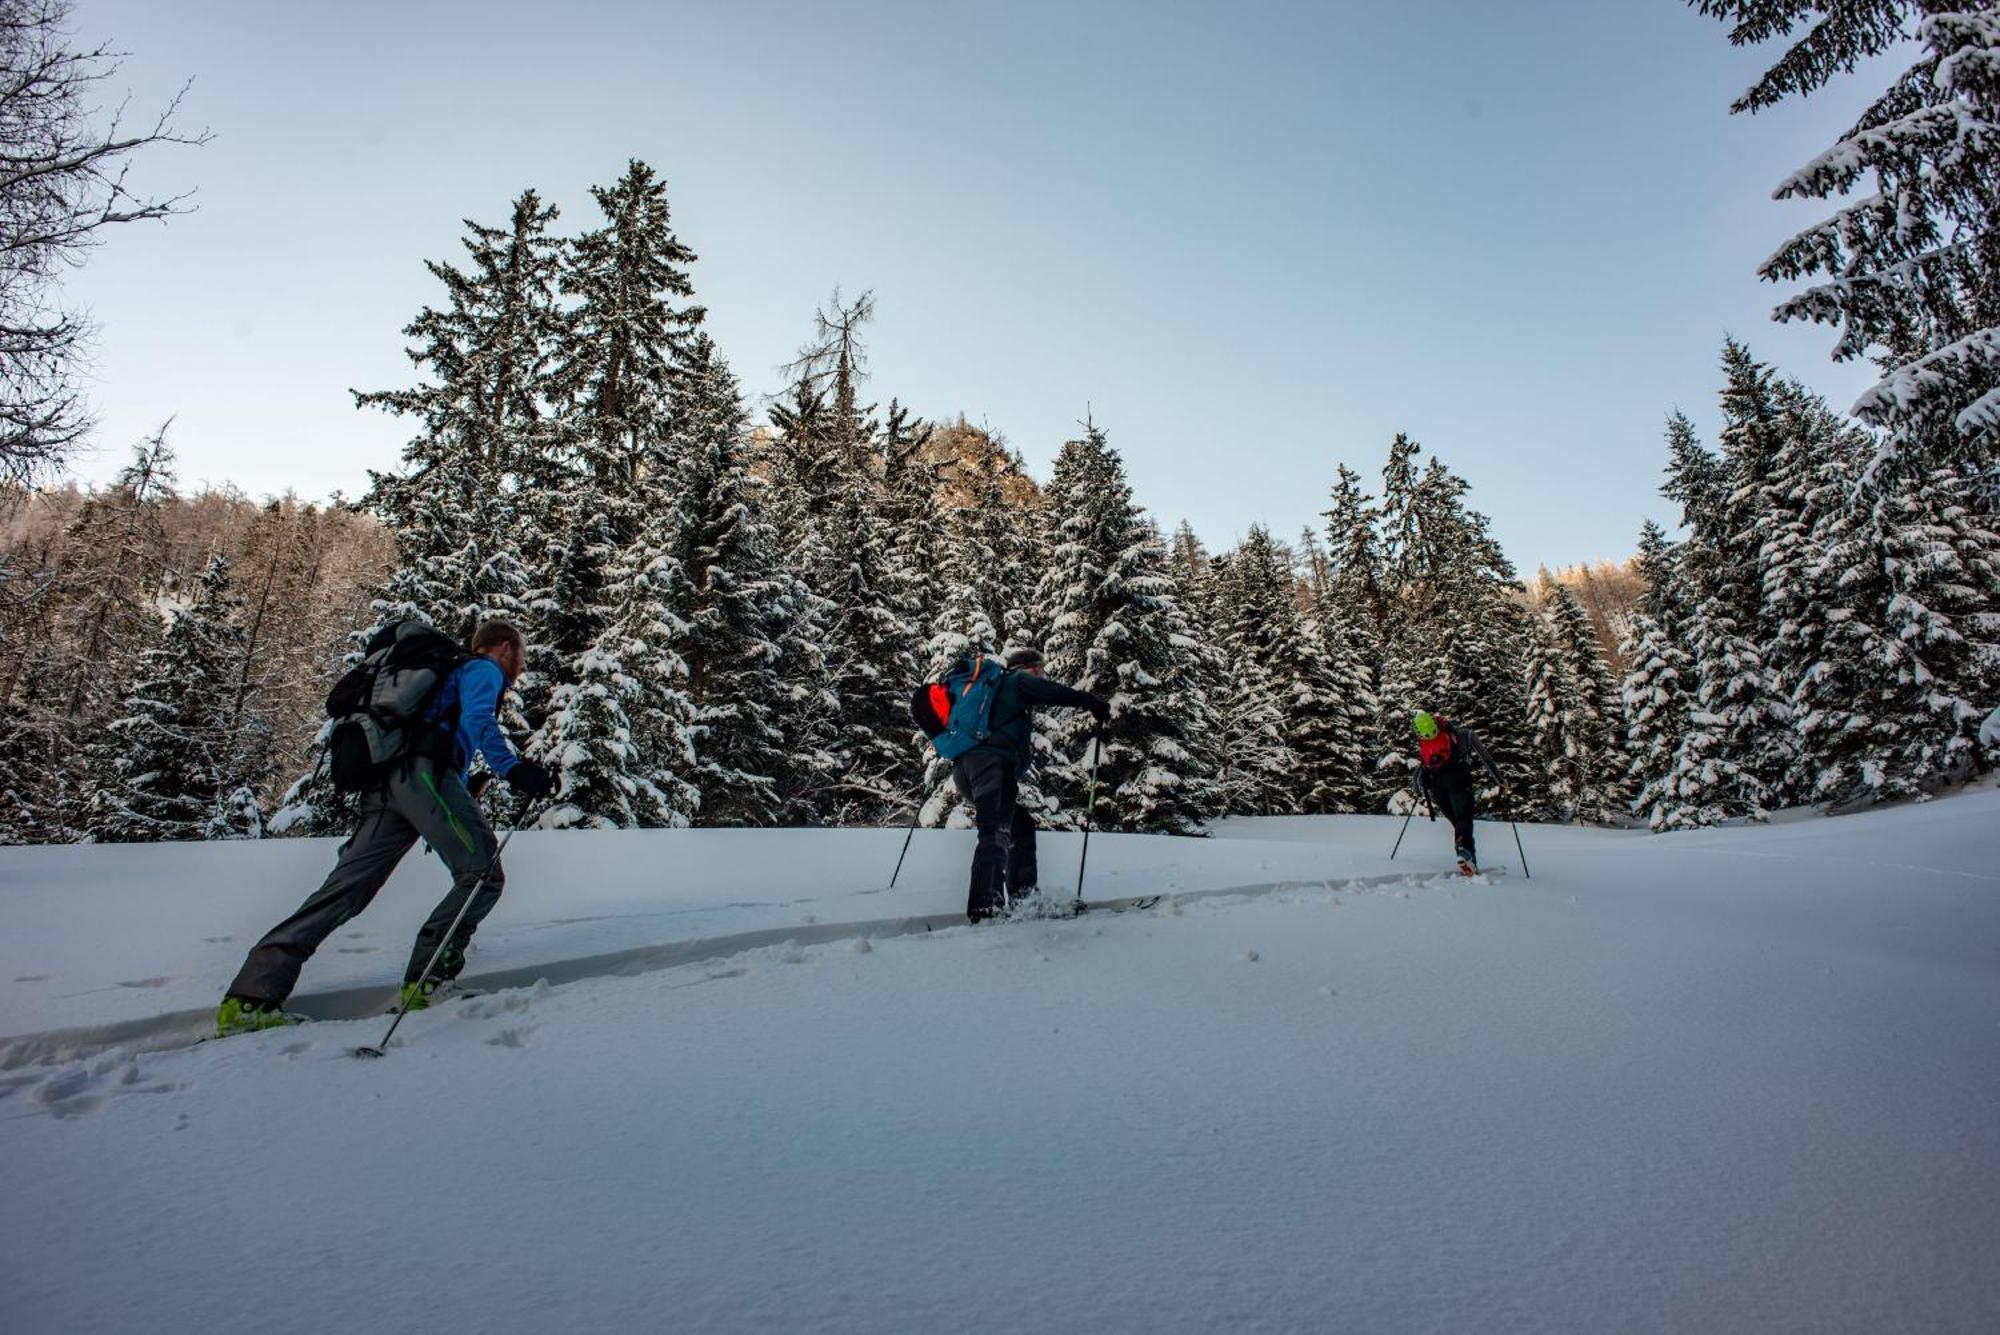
[62,0,1890,571]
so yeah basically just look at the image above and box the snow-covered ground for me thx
[2,796,1997,1333]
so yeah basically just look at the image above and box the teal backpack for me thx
[910,657,1008,760]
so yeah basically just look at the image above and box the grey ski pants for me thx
[227,758,503,1005]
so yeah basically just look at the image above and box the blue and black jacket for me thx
[425,657,521,783]
[962,662,1103,776]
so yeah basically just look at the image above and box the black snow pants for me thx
[227,756,504,1005]
[952,749,1038,921]
[1428,769,1479,866]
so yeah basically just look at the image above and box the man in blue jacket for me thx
[953,647,1109,922]
[217,620,555,1034]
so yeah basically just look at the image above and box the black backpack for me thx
[324,620,471,792]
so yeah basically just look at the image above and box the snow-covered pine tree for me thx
[758,381,844,824]
[527,159,708,762]
[1752,379,1889,803]
[818,479,924,823]
[527,507,615,677]
[767,293,925,824]
[1673,597,1784,824]
[662,336,803,827]
[1863,454,2000,788]
[1430,595,1539,817]
[926,452,1016,672]
[1717,340,1798,636]
[1618,610,1698,829]
[1204,533,1299,819]
[1714,340,1818,800]
[1035,423,1221,833]
[551,158,703,516]
[1320,463,1402,808]
[878,400,946,635]
[1690,3,2000,483]
[1632,519,1691,635]
[1376,445,1539,815]
[532,528,700,830]
[1661,411,1730,599]
[86,555,263,842]
[360,190,564,643]
[1164,521,1238,817]
[1523,614,1584,822]
[1296,529,1380,813]
[917,437,1038,826]
[1657,406,1793,815]
[1535,570,1631,822]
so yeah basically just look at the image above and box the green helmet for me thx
[1412,711,1439,740]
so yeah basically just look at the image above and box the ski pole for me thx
[353,811,529,1059]
[1389,806,1415,860]
[886,796,924,890]
[1510,819,1531,879]
[1073,728,1104,907]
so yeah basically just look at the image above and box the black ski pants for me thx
[952,750,1037,921]
[1427,769,1478,865]
[226,757,504,1006]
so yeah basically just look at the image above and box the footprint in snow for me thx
[203,936,233,944]
[335,947,378,954]
[33,1068,107,1120]
[13,974,50,983]
[486,1026,535,1049]
[25,1057,185,1120]
[117,976,176,989]
[36,1070,90,1103]
[279,1040,313,1056]
[459,992,534,1021]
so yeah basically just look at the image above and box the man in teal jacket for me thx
[951,647,1109,922]
[217,620,555,1034]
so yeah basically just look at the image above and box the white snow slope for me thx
[2,796,1997,1334]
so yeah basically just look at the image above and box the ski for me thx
[1074,895,1163,915]
[996,893,1164,922]
[385,984,484,1015]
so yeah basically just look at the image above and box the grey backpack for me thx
[323,621,470,792]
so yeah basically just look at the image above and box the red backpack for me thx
[1418,721,1454,770]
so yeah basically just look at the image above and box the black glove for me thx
[1087,696,1112,726]
[467,771,493,801]
[506,759,555,800]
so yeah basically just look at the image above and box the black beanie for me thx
[1004,647,1045,670]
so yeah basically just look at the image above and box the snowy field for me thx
[2,795,1997,1334]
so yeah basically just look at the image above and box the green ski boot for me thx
[396,979,439,1013]
[215,995,304,1038]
